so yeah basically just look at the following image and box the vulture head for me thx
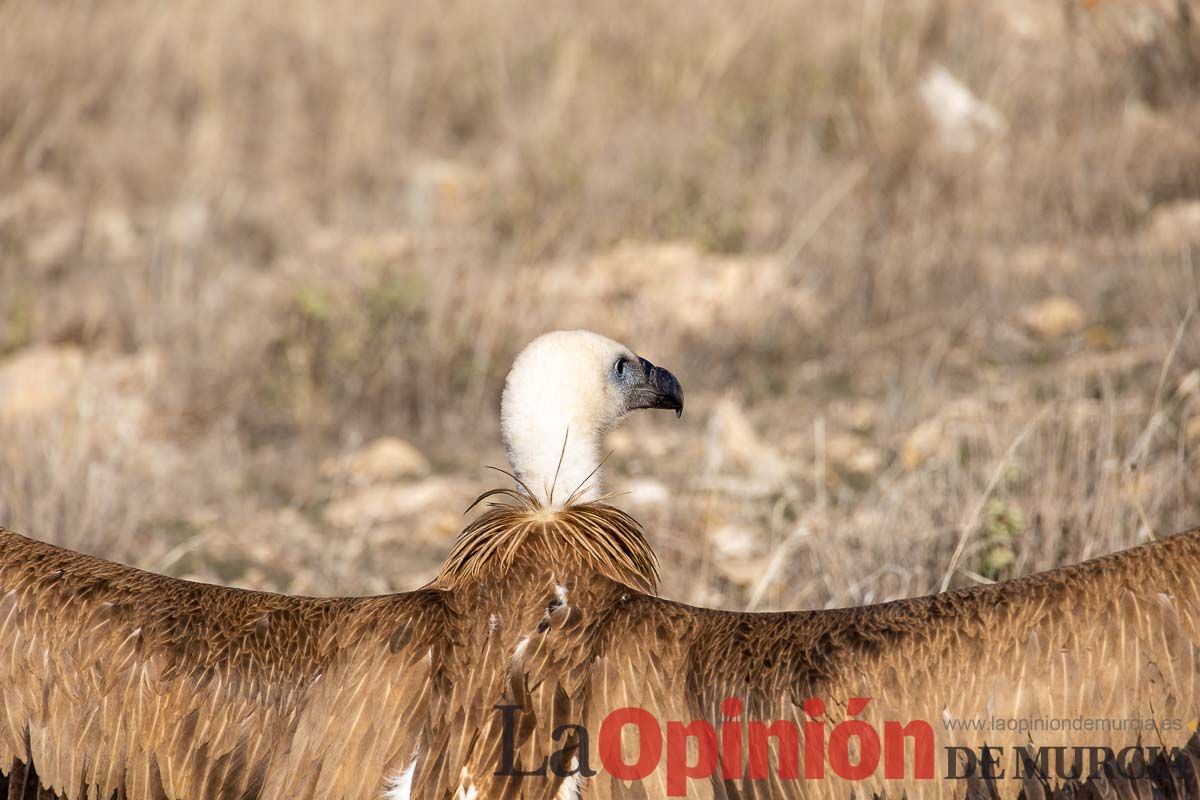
[501,330,683,508]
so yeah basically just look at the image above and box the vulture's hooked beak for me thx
[629,356,684,418]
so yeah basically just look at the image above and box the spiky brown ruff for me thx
[437,489,659,594]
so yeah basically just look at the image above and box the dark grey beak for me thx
[629,356,684,418]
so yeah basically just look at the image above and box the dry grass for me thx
[1,0,1198,609]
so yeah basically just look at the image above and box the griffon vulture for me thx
[0,329,1197,800]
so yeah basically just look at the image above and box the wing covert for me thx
[577,529,1200,799]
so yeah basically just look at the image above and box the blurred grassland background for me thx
[1,0,1199,609]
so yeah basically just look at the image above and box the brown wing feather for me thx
[6,505,1198,800]
[0,501,661,800]
[0,528,451,800]
[572,529,1200,799]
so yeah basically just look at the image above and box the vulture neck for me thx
[504,417,611,509]
[437,500,658,595]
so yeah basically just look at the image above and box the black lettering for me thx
[549,724,597,778]
[493,705,548,777]
[979,746,1005,780]
[945,746,977,780]
[1083,746,1115,779]
[1014,746,1049,779]
[1050,746,1081,780]
[1115,745,1145,779]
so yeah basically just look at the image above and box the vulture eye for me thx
[614,357,628,379]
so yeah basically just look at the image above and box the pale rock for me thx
[715,558,766,589]
[919,65,1007,153]
[1145,200,1200,254]
[705,399,789,487]
[0,346,85,419]
[836,400,879,434]
[1177,370,1200,399]
[324,479,458,529]
[374,510,463,548]
[1186,416,1200,447]
[183,507,320,590]
[420,511,464,544]
[825,433,884,480]
[168,200,210,247]
[624,478,670,508]
[710,524,759,562]
[992,0,1063,43]
[540,241,823,342]
[322,437,431,486]
[902,418,945,471]
[1009,244,1082,278]
[1020,296,1086,340]
[91,207,138,260]
[943,397,990,424]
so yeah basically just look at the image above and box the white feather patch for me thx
[557,756,583,799]
[384,757,417,800]
[557,774,582,799]
[512,635,531,662]
[454,774,478,800]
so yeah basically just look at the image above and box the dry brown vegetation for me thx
[1,0,1199,609]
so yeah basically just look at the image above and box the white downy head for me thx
[500,330,683,508]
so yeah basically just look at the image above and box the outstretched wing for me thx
[542,529,1200,799]
[0,528,451,800]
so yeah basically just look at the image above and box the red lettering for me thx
[802,697,826,778]
[884,720,935,779]
[665,720,718,796]
[748,720,800,780]
[599,707,662,782]
[828,698,880,780]
[721,697,743,779]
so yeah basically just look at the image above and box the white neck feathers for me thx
[500,331,627,508]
